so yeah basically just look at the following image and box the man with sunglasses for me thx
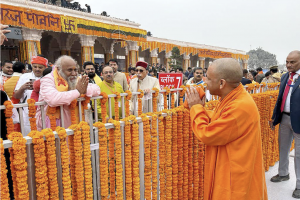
[129,61,160,115]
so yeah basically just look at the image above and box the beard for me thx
[88,72,95,79]
[59,69,77,90]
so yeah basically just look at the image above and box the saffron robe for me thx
[190,84,268,200]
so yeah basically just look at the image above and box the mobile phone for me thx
[4,27,22,40]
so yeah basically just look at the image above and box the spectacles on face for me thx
[103,71,113,74]
[135,69,144,73]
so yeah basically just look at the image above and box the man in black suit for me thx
[270,50,300,198]
[241,69,252,85]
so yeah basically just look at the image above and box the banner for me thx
[158,73,183,90]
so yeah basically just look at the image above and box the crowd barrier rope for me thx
[0,82,286,200]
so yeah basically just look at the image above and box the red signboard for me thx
[158,73,183,90]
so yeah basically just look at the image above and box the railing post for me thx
[26,139,37,200]
[55,136,64,200]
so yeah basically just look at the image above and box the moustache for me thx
[106,75,112,78]
[137,74,142,77]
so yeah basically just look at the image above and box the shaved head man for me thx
[186,58,267,200]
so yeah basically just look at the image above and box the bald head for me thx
[211,58,243,84]
[286,50,300,73]
[289,50,300,57]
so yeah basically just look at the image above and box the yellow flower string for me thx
[29,130,49,199]
[152,88,159,112]
[0,138,10,200]
[171,109,178,199]
[131,116,140,200]
[171,91,175,109]
[182,108,189,199]
[42,129,59,200]
[7,132,29,200]
[113,92,121,121]
[165,111,173,200]
[94,122,109,199]
[27,99,37,131]
[141,113,151,199]
[122,117,132,199]
[179,85,186,106]
[137,89,144,116]
[193,136,199,200]
[67,125,77,199]
[188,112,194,200]
[125,90,132,117]
[158,115,166,199]
[163,87,170,110]
[69,99,77,125]
[56,127,72,200]
[100,92,108,123]
[47,106,57,131]
[82,95,91,110]
[108,119,124,199]
[79,122,94,200]
[177,107,183,200]
[150,113,158,199]
[199,142,205,200]
[108,127,116,199]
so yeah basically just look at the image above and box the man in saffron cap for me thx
[14,55,48,135]
[129,61,160,115]
[186,58,267,200]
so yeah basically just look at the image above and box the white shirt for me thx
[283,69,300,113]
[15,72,41,103]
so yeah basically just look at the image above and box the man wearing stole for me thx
[186,58,267,200]
[36,55,100,130]
[96,65,124,121]
[129,61,160,115]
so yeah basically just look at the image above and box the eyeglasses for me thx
[135,69,144,73]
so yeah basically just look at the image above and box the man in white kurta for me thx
[129,61,160,116]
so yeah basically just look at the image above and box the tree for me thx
[247,47,278,70]
[169,47,182,69]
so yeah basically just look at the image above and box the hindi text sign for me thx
[158,73,183,90]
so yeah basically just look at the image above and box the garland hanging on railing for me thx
[158,115,166,200]
[42,129,59,200]
[113,92,121,121]
[179,86,186,106]
[152,88,159,112]
[171,91,175,109]
[79,122,94,200]
[93,122,109,199]
[108,119,124,199]
[108,127,116,199]
[188,111,194,200]
[183,108,189,199]
[199,141,205,200]
[122,117,132,199]
[171,109,178,199]
[165,111,173,200]
[0,138,10,200]
[47,106,57,131]
[70,99,77,125]
[27,99,37,131]
[56,127,72,200]
[100,92,108,123]
[193,136,199,200]
[137,89,144,116]
[141,113,151,199]
[125,90,132,117]
[177,107,184,200]
[163,87,170,110]
[150,113,158,200]
[131,116,140,200]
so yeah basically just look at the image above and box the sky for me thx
[78,0,300,64]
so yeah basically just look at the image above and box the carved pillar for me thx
[182,54,190,71]
[150,48,158,66]
[125,46,130,72]
[127,41,139,68]
[199,57,206,68]
[21,28,43,63]
[79,35,96,65]
[165,51,172,72]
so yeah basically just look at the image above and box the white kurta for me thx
[129,75,160,115]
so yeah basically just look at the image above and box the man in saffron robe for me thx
[36,55,100,130]
[186,58,268,200]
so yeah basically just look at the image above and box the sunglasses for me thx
[135,69,144,73]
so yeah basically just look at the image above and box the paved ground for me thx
[266,150,297,200]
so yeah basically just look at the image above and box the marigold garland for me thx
[81,95,91,110]
[188,112,194,200]
[79,122,94,200]
[4,101,14,134]
[47,106,57,131]
[177,107,184,200]
[108,119,124,199]
[150,113,158,200]
[165,112,173,200]
[137,89,144,116]
[130,116,140,200]
[108,127,116,199]
[171,109,178,199]
[152,88,159,112]
[182,109,189,200]
[125,90,132,117]
[27,99,37,131]
[193,136,199,200]
[158,115,166,200]
[93,122,109,199]
[100,92,108,123]
[7,132,29,200]
[113,92,121,121]
[66,131,77,200]
[42,129,59,200]
[69,99,77,125]
[179,85,186,106]
[171,91,176,109]
[29,130,49,199]
[199,142,205,200]
[56,127,72,200]
[122,117,132,199]
[0,138,10,200]
[163,87,170,110]
[140,114,151,199]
